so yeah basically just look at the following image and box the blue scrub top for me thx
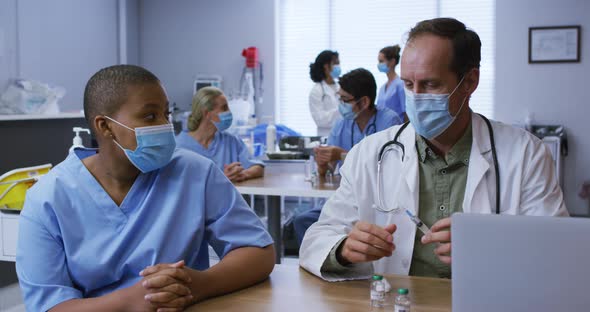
[328,107,402,151]
[16,148,272,311]
[376,77,406,118]
[176,130,263,171]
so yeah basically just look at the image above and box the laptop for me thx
[452,213,590,312]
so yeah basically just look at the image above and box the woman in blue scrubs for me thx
[176,87,264,183]
[16,65,274,311]
[376,44,406,121]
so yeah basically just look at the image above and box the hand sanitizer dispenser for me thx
[69,127,90,153]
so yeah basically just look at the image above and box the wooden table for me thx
[189,264,452,311]
[234,173,340,263]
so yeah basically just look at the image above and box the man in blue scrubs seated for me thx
[16,65,275,312]
[176,87,263,183]
[293,68,403,244]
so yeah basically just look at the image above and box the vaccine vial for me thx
[304,156,312,181]
[394,288,411,312]
[370,275,386,308]
[325,169,333,185]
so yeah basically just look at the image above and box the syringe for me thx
[405,209,431,235]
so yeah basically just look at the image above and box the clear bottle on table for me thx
[325,169,333,185]
[394,288,411,312]
[305,155,315,181]
[370,274,386,308]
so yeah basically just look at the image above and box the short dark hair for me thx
[309,50,339,83]
[407,18,481,79]
[338,68,377,107]
[379,44,401,65]
[83,65,160,132]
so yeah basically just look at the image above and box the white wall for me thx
[138,0,277,118]
[0,0,19,92]
[124,0,140,65]
[16,0,120,112]
[495,0,590,215]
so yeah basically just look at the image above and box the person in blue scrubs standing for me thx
[176,87,263,183]
[16,65,275,312]
[293,68,403,244]
[376,44,407,121]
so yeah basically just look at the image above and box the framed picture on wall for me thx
[529,26,581,63]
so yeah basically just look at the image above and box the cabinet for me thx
[0,212,18,262]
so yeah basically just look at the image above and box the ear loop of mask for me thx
[449,75,468,118]
[208,109,217,124]
[202,107,216,126]
[104,116,135,132]
[103,115,135,151]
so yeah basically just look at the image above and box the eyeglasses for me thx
[338,96,362,106]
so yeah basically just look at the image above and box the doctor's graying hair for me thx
[407,18,481,79]
[187,86,224,131]
[83,65,160,133]
[338,68,377,107]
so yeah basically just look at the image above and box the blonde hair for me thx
[187,86,224,131]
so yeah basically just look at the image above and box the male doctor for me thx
[299,18,568,281]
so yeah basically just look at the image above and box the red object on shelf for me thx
[242,47,258,68]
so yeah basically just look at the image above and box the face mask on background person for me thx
[338,99,361,120]
[331,65,342,79]
[213,111,233,131]
[377,62,389,73]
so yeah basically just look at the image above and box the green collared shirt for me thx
[321,125,473,278]
[409,124,472,278]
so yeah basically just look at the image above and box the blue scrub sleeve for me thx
[16,197,82,312]
[203,165,273,258]
[376,84,386,109]
[235,136,264,169]
[327,120,344,147]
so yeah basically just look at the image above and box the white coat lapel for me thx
[464,113,493,214]
[379,125,419,214]
[399,125,419,215]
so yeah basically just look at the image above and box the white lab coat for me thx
[299,113,568,281]
[309,81,341,137]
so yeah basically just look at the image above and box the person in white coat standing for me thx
[309,50,341,136]
[299,18,569,281]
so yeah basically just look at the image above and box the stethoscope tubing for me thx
[374,114,500,215]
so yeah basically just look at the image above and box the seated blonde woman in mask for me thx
[176,87,264,182]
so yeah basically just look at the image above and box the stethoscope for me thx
[373,113,500,215]
[351,110,378,148]
[321,83,329,102]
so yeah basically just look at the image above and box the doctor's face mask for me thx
[404,76,467,140]
[401,33,474,140]
[104,116,176,173]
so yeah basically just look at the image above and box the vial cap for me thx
[372,275,383,281]
[398,288,409,295]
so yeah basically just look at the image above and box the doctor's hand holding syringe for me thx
[336,211,452,265]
